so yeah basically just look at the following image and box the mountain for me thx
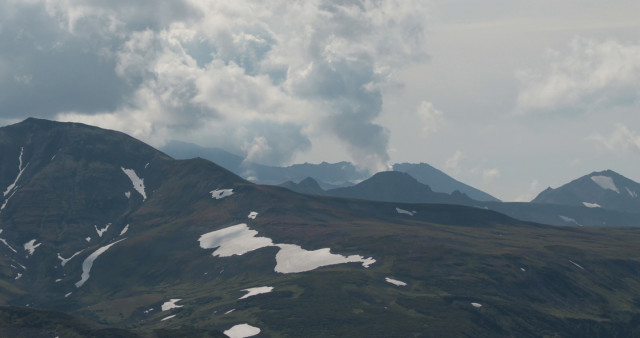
[327,171,475,205]
[3,119,640,336]
[279,177,327,196]
[161,141,365,189]
[161,140,248,174]
[531,170,640,213]
[161,142,501,202]
[393,163,500,202]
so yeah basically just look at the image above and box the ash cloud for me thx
[2,0,431,170]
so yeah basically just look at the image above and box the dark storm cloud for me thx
[1,0,431,170]
[0,4,129,118]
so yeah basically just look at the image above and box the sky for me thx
[1,0,639,201]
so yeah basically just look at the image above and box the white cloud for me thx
[416,101,444,134]
[8,0,433,170]
[589,124,640,153]
[482,168,500,182]
[516,37,640,114]
[243,136,271,165]
[445,150,463,173]
[514,179,540,202]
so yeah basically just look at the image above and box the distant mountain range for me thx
[3,118,640,336]
[280,171,640,227]
[161,141,500,201]
[162,140,640,227]
[161,141,366,189]
[282,172,475,206]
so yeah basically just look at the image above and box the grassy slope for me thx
[55,186,640,337]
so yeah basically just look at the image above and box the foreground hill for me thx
[2,119,640,336]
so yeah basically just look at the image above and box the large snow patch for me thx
[75,238,126,288]
[591,176,620,193]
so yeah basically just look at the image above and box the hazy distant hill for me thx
[279,177,327,196]
[532,170,640,213]
[162,141,500,201]
[393,163,500,202]
[161,140,364,189]
[327,171,475,205]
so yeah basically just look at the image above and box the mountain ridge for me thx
[3,118,640,336]
[327,171,475,206]
[160,141,500,199]
[532,169,640,213]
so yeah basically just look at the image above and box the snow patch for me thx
[471,303,483,308]
[582,202,601,208]
[239,286,273,300]
[211,189,234,199]
[65,292,72,298]
[199,224,376,274]
[15,273,22,280]
[161,299,183,311]
[75,238,126,288]
[121,167,147,200]
[0,232,17,253]
[58,250,83,267]
[161,315,176,321]
[55,279,62,282]
[559,215,580,225]
[198,224,273,257]
[85,237,91,242]
[396,207,416,216]
[224,324,261,338]
[125,191,131,199]
[569,259,585,270]
[24,239,41,256]
[0,189,17,214]
[626,187,638,198]
[385,277,407,286]
[3,147,28,198]
[94,223,110,237]
[224,309,235,315]
[248,211,258,220]
[275,244,375,274]
[120,224,129,236]
[591,176,620,193]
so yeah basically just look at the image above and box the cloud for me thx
[516,37,640,114]
[514,179,540,202]
[1,0,431,170]
[589,124,640,153]
[445,150,463,173]
[416,101,444,134]
[0,2,130,118]
[482,168,500,182]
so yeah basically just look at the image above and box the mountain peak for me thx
[327,170,477,205]
[531,169,640,212]
[279,176,326,195]
[393,162,500,202]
